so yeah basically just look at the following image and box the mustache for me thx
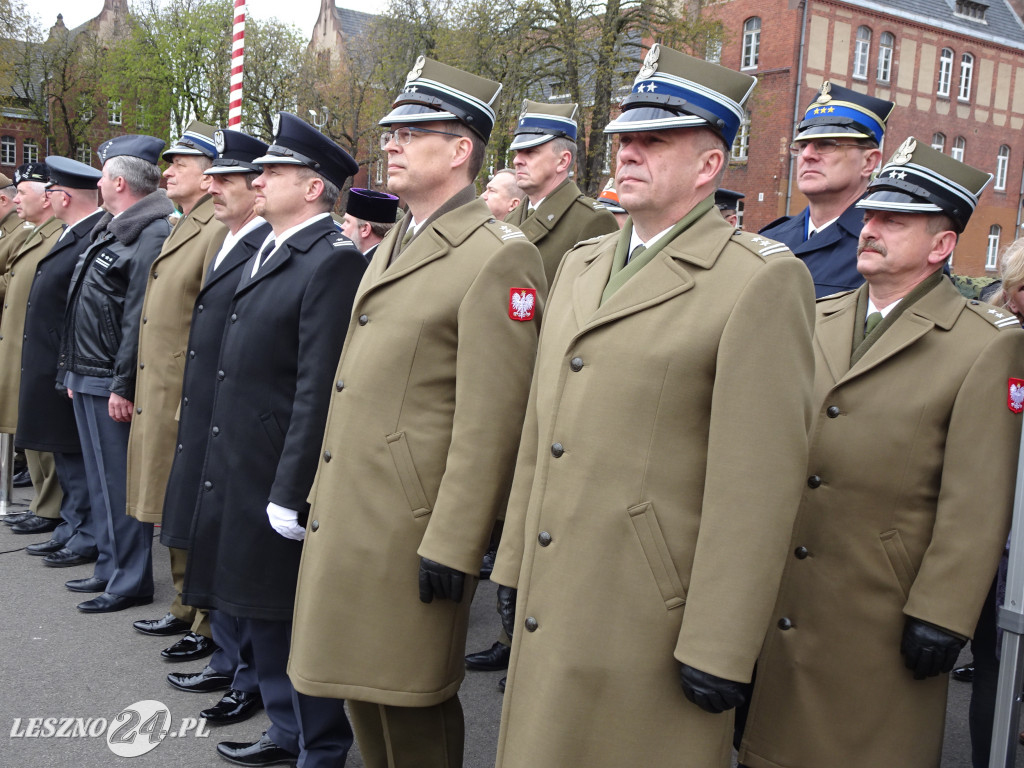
[858,238,887,257]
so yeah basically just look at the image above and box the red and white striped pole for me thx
[228,0,246,127]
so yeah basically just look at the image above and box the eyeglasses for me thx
[380,126,463,150]
[789,139,867,156]
[44,188,72,201]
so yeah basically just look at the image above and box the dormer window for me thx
[955,0,987,21]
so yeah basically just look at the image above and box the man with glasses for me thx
[15,157,104,567]
[289,57,545,767]
[761,82,894,297]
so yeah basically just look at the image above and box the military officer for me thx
[0,163,66,535]
[340,187,399,259]
[59,134,174,612]
[490,46,816,768]
[761,82,894,297]
[181,113,368,768]
[738,139,1024,768]
[506,99,617,286]
[17,157,104,566]
[160,128,272,729]
[715,188,744,227]
[481,169,523,220]
[127,121,228,664]
[0,172,31,320]
[288,58,545,767]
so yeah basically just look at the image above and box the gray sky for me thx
[28,0,386,38]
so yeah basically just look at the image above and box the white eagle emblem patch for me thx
[509,288,537,322]
[1009,379,1024,413]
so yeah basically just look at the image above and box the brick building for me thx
[709,0,1024,274]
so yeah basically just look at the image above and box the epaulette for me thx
[730,230,790,259]
[20,221,34,230]
[329,232,356,249]
[816,289,856,302]
[966,300,1021,330]
[483,219,528,242]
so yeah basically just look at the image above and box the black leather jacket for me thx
[59,191,173,399]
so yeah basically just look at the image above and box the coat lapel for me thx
[516,179,578,244]
[203,222,270,291]
[814,290,859,384]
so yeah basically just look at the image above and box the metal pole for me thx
[0,432,14,515]
[989,418,1024,766]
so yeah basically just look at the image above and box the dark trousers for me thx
[970,578,999,768]
[51,450,96,557]
[242,617,353,768]
[210,610,258,693]
[72,391,153,597]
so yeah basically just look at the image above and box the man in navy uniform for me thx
[182,113,368,768]
[340,187,399,259]
[760,81,894,297]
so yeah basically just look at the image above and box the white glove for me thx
[266,502,306,541]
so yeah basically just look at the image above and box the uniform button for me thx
[25,301,29,308]
[794,546,809,559]
[211,426,220,436]
[217,370,225,380]
[189,350,195,359]
[204,481,213,490]
[142,316,147,324]
[778,617,793,630]
[177,444,183,453]
[538,531,552,546]
[230,313,237,323]
[136,407,142,414]
[335,380,344,392]
[570,357,583,372]
[197,304,203,312]
[139,362,144,369]
[35,270,40,276]
[358,314,368,325]
[323,450,332,462]
[807,475,822,489]
[524,617,539,632]
[311,520,319,532]
[183,397,189,405]
[551,443,564,458]
[152,272,158,279]
[826,405,840,418]
[970,300,979,305]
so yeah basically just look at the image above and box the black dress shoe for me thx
[217,732,297,766]
[201,689,263,725]
[498,676,506,692]
[26,538,65,556]
[12,468,32,488]
[167,665,232,693]
[43,548,96,567]
[952,664,975,683]
[133,612,190,636]
[77,592,154,613]
[465,640,512,671]
[2,511,34,526]
[162,631,218,662]
[65,576,108,593]
[10,515,60,534]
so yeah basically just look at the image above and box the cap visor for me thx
[795,124,873,142]
[855,188,944,213]
[379,103,457,126]
[509,134,555,151]
[604,107,706,134]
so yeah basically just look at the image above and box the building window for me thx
[987,225,1001,270]
[78,97,93,122]
[952,136,966,162]
[706,39,722,64]
[877,32,894,82]
[853,27,871,80]
[735,200,745,230]
[956,0,988,21]
[23,139,38,164]
[108,99,122,125]
[958,53,974,101]
[0,136,14,165]
[931,133,946,152]
[937,48,954,97]
[548,80,568,101]
[76,143,92,165]
[995,145,1010,191]
[742,18,761,70]
[731,111,750,161]
[375,159,383,186]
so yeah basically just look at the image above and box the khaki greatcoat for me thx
[288,196,546,706]
[505,178,618,287]
[0,212,34,320]
[126,195,226,523]
[0,216,64,432]
[739,279,1024,768]
[489,208,816,768]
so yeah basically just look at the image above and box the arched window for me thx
[995,145,1010,191]
[742,18,761,70]
[952,136,966,162]
[931,133,946,153]
[959,53,974,101]
[987,225,1001,270]
[877,32,895,82]
[853,27,871,80]
[937,48,954,97]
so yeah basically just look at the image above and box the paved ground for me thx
[1,482,1023,767]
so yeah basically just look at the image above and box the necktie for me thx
[251,239,275,277]
[627,244,646,264]
[401,228,414,250]
[865,311,883,335]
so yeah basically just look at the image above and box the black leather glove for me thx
[418,558,467,604]
[497,585,517,639]
[679,663,749,713]
[900,617,966,680]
